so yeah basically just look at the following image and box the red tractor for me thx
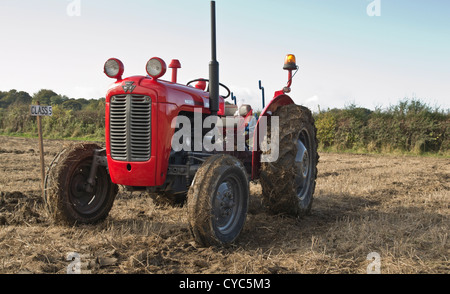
[44,1,318,246]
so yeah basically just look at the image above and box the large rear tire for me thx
[187,154,249,246]
[44,143,118,225]
[260,104,318,217]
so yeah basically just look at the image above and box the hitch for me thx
[85,148,108,193]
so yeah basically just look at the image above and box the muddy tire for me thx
[44,143,118,225]
[187,154,249,246]
[260,104,318,217]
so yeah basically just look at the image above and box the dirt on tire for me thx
[187,154,249,246]
[44,143,118,225]
[260,104,319,216]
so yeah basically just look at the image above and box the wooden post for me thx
[36,101,45,198]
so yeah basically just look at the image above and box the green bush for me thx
[1,89,448,156]
[0,90,106,141]
[314,99,449,155]
[315,111,336,148]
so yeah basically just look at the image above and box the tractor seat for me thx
[224,105,238,116]
[239,104,252,117]
[219,104,253,129]
[220,105,238,127]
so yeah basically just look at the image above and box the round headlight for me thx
[146,57,166,79]
[104,58,124,79]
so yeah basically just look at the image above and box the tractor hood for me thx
[106,76,224,115]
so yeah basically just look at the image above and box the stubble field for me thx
[0,136,448,274]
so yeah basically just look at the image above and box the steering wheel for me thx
[187,78,231,99]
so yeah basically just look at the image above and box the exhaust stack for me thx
[209,1,219,116]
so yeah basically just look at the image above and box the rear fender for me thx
[251,94,295,180]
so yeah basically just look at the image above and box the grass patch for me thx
[318,145,450,158]
[0,132,104,143]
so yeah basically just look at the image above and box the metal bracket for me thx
[259,80,265,109]
[167,165,189,176]
[95,149,108,167]
[85,149,108,193]
[167,164,199,177]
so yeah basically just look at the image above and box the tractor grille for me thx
[110,94,152,161]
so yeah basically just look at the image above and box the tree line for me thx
[314,101,449,155]
[0,88,448,155]
[0,89,105,140]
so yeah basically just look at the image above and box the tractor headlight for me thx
[146,57,167,80]
[104,58,124,80]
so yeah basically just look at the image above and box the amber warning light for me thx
[283,54,298,71]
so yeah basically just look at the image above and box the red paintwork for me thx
[250,67,298,179]
[105,53,298,186]
[169,59,181,83]
[251,94,295,180]
[105,75,225,187]
[243,109,253,127]
[194,80,207,91]
[273,69,294,97]
[286,70,293,89]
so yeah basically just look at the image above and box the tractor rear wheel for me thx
[187,154,249,246]
[44,143,118,225]
[260,104,318,217]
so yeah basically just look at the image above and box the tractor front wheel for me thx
[44,143,118,225]
[187,154,249,246]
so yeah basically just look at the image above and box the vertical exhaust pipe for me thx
[209,1,219,116]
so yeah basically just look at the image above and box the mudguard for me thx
[251,94,295,180]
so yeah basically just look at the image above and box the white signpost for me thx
[30,105,53,117]
[30,102,52,198]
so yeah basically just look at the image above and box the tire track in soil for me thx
[0,136,448,274]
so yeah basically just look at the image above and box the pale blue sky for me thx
[0,0,449,111]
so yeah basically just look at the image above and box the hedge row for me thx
[314,100,449,155]
[1,89,448,155]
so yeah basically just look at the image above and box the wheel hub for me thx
[294,134,311,201]
[213,178,243,235]
[70,173,92,200]
[295,139,309,178]
[68,163,105,215]
[217,182,235,217]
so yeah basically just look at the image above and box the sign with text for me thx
[31,105,53,116]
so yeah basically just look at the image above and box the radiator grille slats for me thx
[110,94,151,161]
